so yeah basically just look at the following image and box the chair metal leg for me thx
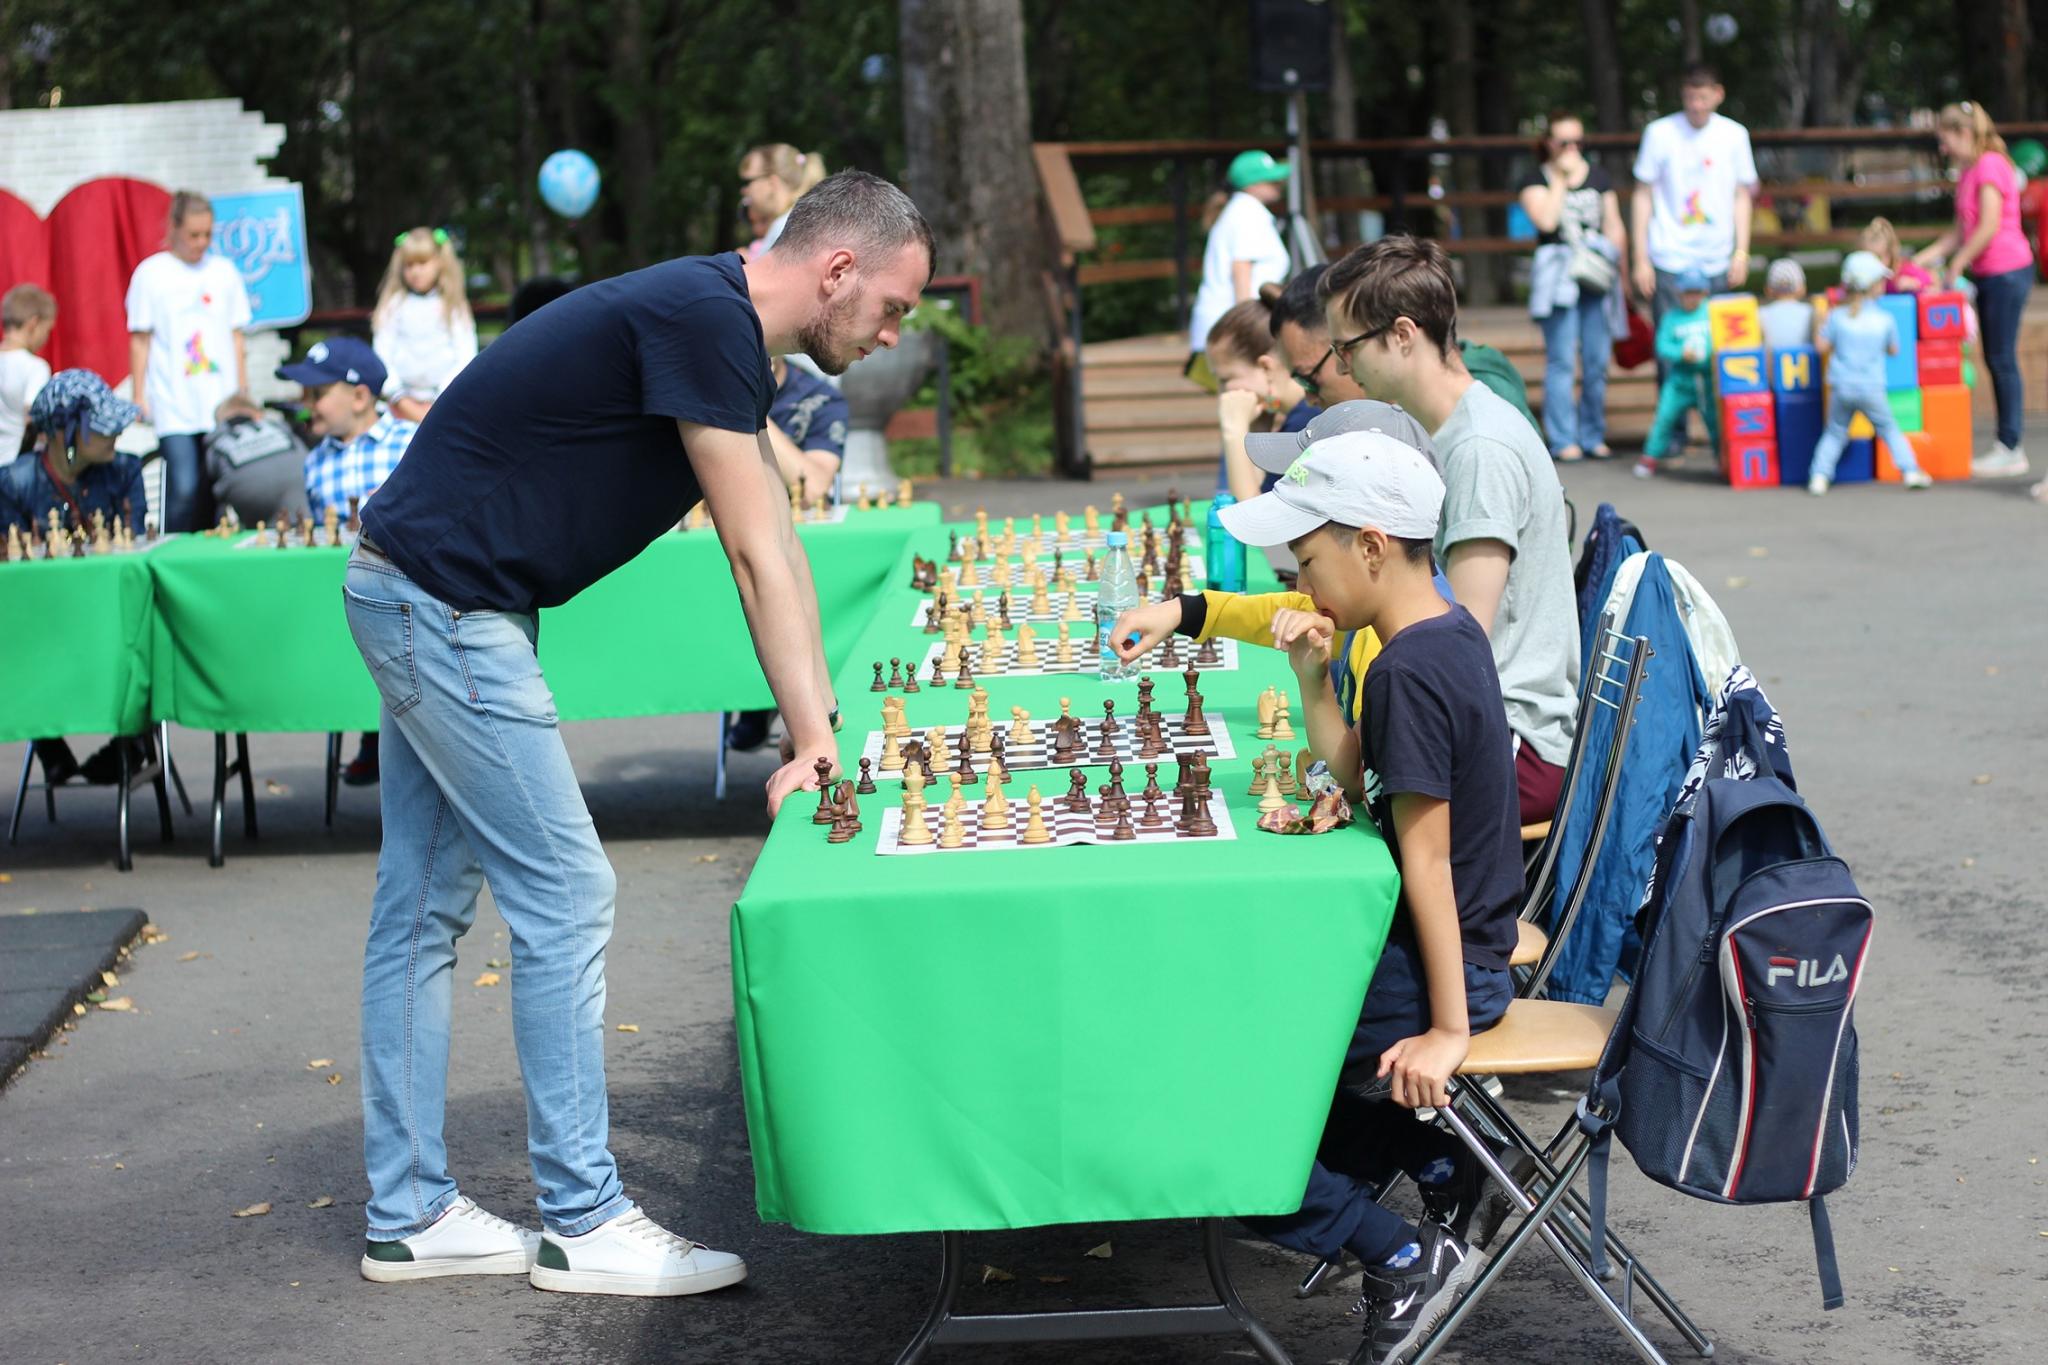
[116,736,133,873]
[893,1230,965,1365]
[1202,1218,1293,1365]
[8,744,31,846]
[161,720,194,816]
[325,732,342,828]
[210,731,228,869]
[1297,1254,1343,1298]
[235,733,257,838]
[714,713,730,800]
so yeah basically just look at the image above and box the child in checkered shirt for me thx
[275,335,416,523]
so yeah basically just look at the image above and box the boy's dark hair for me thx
[1324,521,1435,564]
[2,283,56,329]
[1317,235,1460,362]
[1267,264,1331,341]
[1681,63,1721,89]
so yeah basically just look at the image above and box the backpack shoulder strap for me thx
[1811,1197,1845,1310]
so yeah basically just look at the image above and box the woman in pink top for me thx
[1914,102,2035,481]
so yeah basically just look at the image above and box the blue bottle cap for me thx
[1105,530,1127,547]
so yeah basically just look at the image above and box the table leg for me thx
[210,732,227,869]
[714,713,730,800]
[161,720,194,816]
[325,733,342,829]
[236,734,257,838]
[116,735,133,873]
[1204,1218,1293,1365]
[8,744,31,846]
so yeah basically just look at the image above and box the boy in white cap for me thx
[1808,250,1932,494]
[1216,429,1523,1364]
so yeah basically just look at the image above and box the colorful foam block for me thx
[1709,294,1764,352]
[1715,349,1767,396]
[1847,411,1874,439]
[1887,389,1922,433]
[1878,295,1919,390]
[1918,337,1962,387]
[1910,430,1969,481]
[1774,390,1823,486]
[1725,439,1778,489]
[1721,391,1776,445]
[1772,345,1819,394]
[1918,383,1973,478]
[1918,290,1967,341]
[1835,438,1875,485]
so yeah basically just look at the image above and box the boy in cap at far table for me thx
[1216,429,1525,1364]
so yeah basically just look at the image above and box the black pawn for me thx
[855,758,877,795]
[870,661,888,692]
[903,663,921,693]
[887,657,904,689]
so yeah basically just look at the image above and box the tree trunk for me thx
[899,0,1052,342]
[1440,0,1493,302]
[1578,0,1625,132]
[1676,0,1702,65]
[605,0,658,269]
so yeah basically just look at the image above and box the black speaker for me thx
[1250,0,1334,92]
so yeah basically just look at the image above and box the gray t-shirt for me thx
[1432,382,1581,767]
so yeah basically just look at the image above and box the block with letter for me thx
[1916,384,1973,480]
[1772,345,1819,395]
[1834,438,1875,485]
[1720,391,1776,450]
[1709,294,1764,352]
[1917,290,1967,342]
[1877,295,1919,390]
[1774,390,1823,485]
[1725,439,1778,489]
[1917,337,1962,387]
[1715,348,1767,396]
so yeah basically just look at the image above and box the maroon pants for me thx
[1515,738,1566,827]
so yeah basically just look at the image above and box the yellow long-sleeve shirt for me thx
[1189,590,1382,727]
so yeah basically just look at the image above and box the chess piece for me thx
[1142,762,1165,801]
[856,484,871,511]
[981,622,1005,675]
[998,591,1013,630]
[1056,621,1075,662]
[953,738,978,787]
[954,656,975,690]
[923,601,943,635]
[988,730,1009,784]
[930,655,947,688]
[1256,686,1278,740]
[937,805,965,849]
[856,758,877,795]
[902,659,921,693]
[1109,808,1137,841]
[1020,787,1052,844]
[1008,706,1034,747]
[1250,750,1275,796]
[880,728,906,773]
[927,725,951,769]
[1093,715,1118,761]
[1275,749,1297,797]
[898,476,914,505]
[871,661,888,692]
[1100,760,1128,812]
[969,689,993,753]
[887,657,904,690]
[1181,668,1210,738]
[1013,622,1039,670]
[1272,691,1296,741]
[981,773,1010,831]
[1084,550,1098,582]
[1259,771,1289,814]
[1157,634,1180,668]
[827,783,863,842]
[812,758,839,824]
[1064,768,1092,813]
[1083,504,1100,535]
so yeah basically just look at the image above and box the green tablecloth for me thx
[0,552,157,744]
[146,504,940,733]
[731,506,1399,1235]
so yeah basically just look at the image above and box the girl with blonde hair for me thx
[372,227,478,421]
[1913,102,2035,480]
[739,144,827,253]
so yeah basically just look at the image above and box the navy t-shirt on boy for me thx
[363,253,775,613]
[1357,604,1523,971]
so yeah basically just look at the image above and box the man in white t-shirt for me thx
[1630,64,1758,383]
[0,284,56,464]
[1186,150,1293,386]
[126,190,252,530]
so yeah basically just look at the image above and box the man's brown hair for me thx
[1317,235,1460,361]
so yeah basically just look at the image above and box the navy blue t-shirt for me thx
[1357,604,1523,971]
[770,364,849,459]
[363,254,774,612]
[0,451,147,535]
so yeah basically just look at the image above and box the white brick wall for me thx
[0,99,287,215]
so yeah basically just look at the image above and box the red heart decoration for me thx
[0,177,173,388]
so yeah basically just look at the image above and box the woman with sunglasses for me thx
[738,143,829,254]
[1518,113,1625,461]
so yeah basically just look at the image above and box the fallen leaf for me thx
[694,853,719,863]
[1723,576,1749,590]
[1887,1266,1899,1273]
[1037,1275,1071,1284]
[485,958,510,969]
[97,996,134,1012]
[1747,546,1769,558]
[178,951,203,962]
[72,1002,86,1016]
[979,1264,1015,1284]
[232,1202,272,1218]
[1972,774,1993,785]
[615,1024,640,1033]
[2030,1158,2040,1165]
[265,780,289,795]
[1084,1241,1113,1259]
[307,1059,334,1070]
[290,1281,301,1287]
[101,970,119,987]
[1986,665,2000,676]
[326,1073,342,1085]
[113,1162,124,1170]
[85,990,106,1003]
[0,872,9,882]
[473,971,501,988]
[1961,857,1976,868]
[309,1196,334,1209]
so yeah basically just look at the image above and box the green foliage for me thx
[899,303,1056,476]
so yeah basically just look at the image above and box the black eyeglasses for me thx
[1290,343,1337,394]
[1553,137,1583,148]
[1331,321,1397,366]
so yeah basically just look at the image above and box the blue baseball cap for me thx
[1675,268,1712,294]
[30,369,141,438]
[277,336,388,395]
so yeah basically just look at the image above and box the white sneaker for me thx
[1902,469,1934,489]
[1807,474,1829,496]
[361,1196,541,1282]
[1972,443,2029,477]
[530,1208,747,1297]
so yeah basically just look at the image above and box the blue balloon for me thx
[539,150,601,219]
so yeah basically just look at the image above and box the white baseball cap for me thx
[1243,398,1442,473]
[1840,250,1892,292]
[1217,430,1445,548]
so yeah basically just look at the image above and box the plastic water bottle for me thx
[1207,493,1247,593]
[1095,529,1140,682]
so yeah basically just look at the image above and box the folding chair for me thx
[9,728,177,872]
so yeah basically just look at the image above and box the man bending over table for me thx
[342,171,933,1296]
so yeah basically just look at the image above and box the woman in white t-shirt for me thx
[372,228,479,423]
[1186,151,1293,391]
[126,190,251,531]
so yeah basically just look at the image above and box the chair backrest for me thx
[1518,606,1622,922]
[1518,627,1653,999]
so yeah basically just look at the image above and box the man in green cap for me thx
[1187,148,1295,389]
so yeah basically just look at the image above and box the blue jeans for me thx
[1810,384,1921,482]
[1972,266,2032,449]
[1536,294,1612,453]
[155,432,204,533]
[343,545,631,1241]
[1240,935,1513,1262]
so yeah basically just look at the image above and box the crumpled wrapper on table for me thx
[1255,760,1353,834]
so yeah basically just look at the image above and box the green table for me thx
[732,510,1397,1236]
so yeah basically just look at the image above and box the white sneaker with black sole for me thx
[530,1208,747,1297]
[360,1196,541,1282]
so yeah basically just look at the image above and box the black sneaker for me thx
[1351,1222,1481,1364]
[343,734,380,786]
[726,709,774,753]
[1419,1142,1533,1250]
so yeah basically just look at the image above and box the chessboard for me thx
[874,785,1237,854]
[232,528,360,550]
[857,711,1236,783]
[915,634,1237,678]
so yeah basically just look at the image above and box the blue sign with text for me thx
[210,187,311,329]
